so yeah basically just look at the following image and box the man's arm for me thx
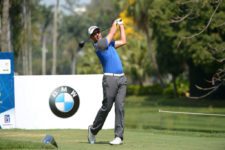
[115,23,127,48]
[106,20,117,44]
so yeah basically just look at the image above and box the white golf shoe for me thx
[109,137,123,145]
[88,125,95,144]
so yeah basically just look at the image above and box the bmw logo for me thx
[49,86,80,118]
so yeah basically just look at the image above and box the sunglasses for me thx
[91,29,100,36]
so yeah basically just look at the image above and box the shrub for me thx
[127,84,163,96]
[127,81,189,97]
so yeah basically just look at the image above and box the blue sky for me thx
[40,0,90,15]
[40,0,90,6]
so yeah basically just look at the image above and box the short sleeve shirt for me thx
[94,38,123,74]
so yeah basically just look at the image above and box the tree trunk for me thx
[71,55,76,74]
[52,0,59,75]
[42,34,47,75]
[145,26,165,87]
[21,0,33,75]
[27,1,32,75]
[172,75,178,97]
[139,80,143,87]
[1,0,11,52]
[22,0,28,74]
[7,18,12,51]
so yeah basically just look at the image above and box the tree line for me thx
[0,0,224,98]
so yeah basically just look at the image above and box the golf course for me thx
[1,0,225,149]
[1,96,225,150]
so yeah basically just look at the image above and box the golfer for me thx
[88,18,127,145]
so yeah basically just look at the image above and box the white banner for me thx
[14,75,114,129]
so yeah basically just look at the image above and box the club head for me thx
[42,134,58,148]
[79,41,85,48]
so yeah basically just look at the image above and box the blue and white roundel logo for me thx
[55,93,74,112]
[49,86,80,118]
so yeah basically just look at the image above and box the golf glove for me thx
[115,18,123,25]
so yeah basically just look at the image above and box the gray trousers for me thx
[90,75,127,140]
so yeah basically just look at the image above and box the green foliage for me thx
[145,0,225,98]
[87,0,121,27]
[123,37,151,85]
[127,84,163,96]
[127,76,189,97]
[163,81,189,97]
[150,0,225,67]
[76,46,102,74]
[178,0,225,66]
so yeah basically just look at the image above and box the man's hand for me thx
[115,18,123,25]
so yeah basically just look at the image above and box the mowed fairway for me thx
[0,129,225,150]
[0,96,225,150]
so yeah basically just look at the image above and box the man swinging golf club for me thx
[88,18,127,145]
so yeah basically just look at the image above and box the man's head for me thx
[88,26,102,42]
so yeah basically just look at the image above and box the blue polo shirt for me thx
[94,38,123,74]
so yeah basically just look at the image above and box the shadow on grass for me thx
[96,141,110,145]
[79,141,109,145]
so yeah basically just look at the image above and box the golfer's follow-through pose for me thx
[88,18,127,145]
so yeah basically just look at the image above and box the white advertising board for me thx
[14,75,114,129]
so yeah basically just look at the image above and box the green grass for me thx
[0,95,225,150]
[125,96,225,132]
[0,129,225,150]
